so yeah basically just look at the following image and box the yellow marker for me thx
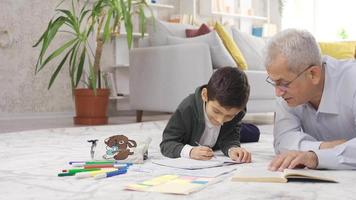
[75,168,117,179]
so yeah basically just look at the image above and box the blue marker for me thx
[94,168,127,179]
[70,161,133,167]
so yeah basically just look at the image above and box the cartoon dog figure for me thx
[104,135,137,160]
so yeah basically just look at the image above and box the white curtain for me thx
[282,0,356,41]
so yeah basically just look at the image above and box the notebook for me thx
[125,174,220,195]
[131,162,239,177]
[152,156,240,170]
[231,167,338,183]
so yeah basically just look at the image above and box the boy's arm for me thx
[160,109,191,158]
[217,111,245,156]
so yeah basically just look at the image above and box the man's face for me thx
[266,56,313,107]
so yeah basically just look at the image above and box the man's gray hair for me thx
[264,29,322,73]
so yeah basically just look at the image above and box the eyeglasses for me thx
[265,64,314,92]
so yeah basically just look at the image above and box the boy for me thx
[160,67,259,162]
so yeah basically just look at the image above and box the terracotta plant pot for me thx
[73,88,110,125]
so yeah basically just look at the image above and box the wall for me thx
[0,0,280,117]
[0,0,73,116]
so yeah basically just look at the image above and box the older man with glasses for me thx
[265,29,356,170]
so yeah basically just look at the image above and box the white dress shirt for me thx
[274,56,356,169]
[180,103,221,158]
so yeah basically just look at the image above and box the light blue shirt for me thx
[274,56,356,169]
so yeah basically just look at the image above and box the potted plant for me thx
[33,0,151,125]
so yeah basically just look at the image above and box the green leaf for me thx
[75,46,86,87]
[57,9,79,33]
[138,4,146,38]
[35,17,67,73]
[79,9,91,24]
[103,8,113,42]
[69,42,80,89]
[37,38,77,73]
[120,0,133,48]
[48,49,71,89]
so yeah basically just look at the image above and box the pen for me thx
[71,161,133,167]
[69,161,115,165]
[58,168,101,177]
[83,163,131,169]
[195,141,216,158]
[62,168,101,173]
[94,168,127,179]
[75,168,117,179]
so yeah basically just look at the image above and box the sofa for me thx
[129,20,276,121]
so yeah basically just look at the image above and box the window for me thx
[281,0,356,41]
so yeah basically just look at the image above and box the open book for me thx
[231,167,338,183]
[152,156,240,170]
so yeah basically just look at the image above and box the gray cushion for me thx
[167,31,236,69]
[147,18,196,46]
[231,27,266,70]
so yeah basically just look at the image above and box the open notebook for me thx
[231,166,338,183]
[125,174,224,195]
[152,156,241,170]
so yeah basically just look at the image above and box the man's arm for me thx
[274,98,322,153]
[271,96,356,170]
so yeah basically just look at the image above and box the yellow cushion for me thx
[214,22,248,70]
[318,41,356,59]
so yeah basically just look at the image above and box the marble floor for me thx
[1,118,354,200]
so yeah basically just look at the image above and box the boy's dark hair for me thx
[206,66,250,108]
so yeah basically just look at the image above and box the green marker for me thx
[58,172,76,177]
[58,168,101,177]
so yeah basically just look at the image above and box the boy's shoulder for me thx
[177,93,198,111]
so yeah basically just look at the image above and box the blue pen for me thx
[94,168,127,179]
[70,161,133,167]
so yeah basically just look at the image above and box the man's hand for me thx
[190,146,214,160]
[269,150,318,171]
[228,147,251,163]
[319,139,347,149]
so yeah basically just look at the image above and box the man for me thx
[265,29,356,170]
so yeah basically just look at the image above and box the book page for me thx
[231,164,287,183]
[283,169,337,182]
[132,162,239,178]
[211,155,241,164]
[151,157,224,169]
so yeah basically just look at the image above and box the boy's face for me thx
[201,88,242,126]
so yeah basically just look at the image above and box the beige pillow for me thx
[231,27,266,70]
[167,31,237,69]
[146,18,196,46]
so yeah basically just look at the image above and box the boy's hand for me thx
[190,146,214,160]
[228,147,251,163]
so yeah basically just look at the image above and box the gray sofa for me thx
[128,20,275,121]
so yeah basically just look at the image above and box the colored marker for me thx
[62,168,101,173]
[58,168,101,177]
[94,168,127,179]
[84,163,131,169]
[58,172,76,177]
[71,161,133,167]
[75,168,117,179]
[69,161,116,165]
